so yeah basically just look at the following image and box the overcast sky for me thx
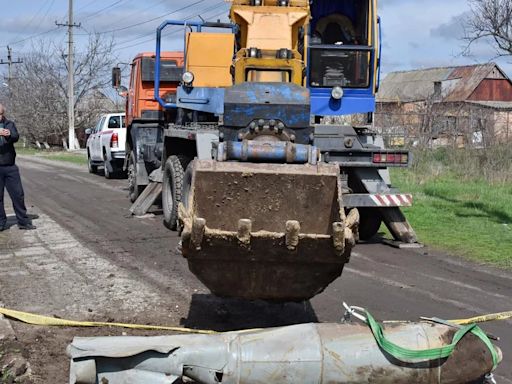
[0,0,510,78]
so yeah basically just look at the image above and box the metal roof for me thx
[377,63,505,103]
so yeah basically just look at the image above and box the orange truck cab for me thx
[115,52,184,202]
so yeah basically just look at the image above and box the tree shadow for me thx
[424,189,512,224]
[181,294,318,332]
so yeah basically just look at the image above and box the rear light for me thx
[111,132,119,148]
[373,152,409,165]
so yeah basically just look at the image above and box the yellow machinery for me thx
[150,0,416,301]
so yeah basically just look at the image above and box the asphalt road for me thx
[13,156,512,382]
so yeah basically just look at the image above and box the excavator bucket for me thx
[179,160,358,302]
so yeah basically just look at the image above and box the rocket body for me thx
[68,322,500,384]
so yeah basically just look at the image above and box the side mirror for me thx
[112,67,121,89]
[117,85,128,97]
[85,128,92,135]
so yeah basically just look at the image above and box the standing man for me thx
[0,104,35,231]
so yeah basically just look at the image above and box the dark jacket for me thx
[0,117,20,166]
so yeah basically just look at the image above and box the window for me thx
[309,0,372,89]
[309,48,370,88]
[96,117,106,133]
[311,0,370,46]
[141,58,182,82]
[108,116,121,129]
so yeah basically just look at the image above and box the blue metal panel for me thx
[177,87,225,115]
[310,88,375,116]
[223,83,310,129]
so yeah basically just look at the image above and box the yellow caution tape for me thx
[0,307,218,334]
[1,307,510,334]
[450,311,512,326]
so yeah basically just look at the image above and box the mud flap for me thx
[179,160,358,301]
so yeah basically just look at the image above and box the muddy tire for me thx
[104,160,113,179]
[127,151,144,203]
[178,162,194,234]
[163,155,185,230]
[358,208,382,241]
[88,154,97,174]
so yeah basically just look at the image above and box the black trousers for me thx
[0,164,30,227]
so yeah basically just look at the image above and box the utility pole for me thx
[0,46,23,86]
[56,0,80,150]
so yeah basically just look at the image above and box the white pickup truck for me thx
[86,113,127,179]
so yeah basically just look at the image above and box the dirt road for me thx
[1,156,510,383]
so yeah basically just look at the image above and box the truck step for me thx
[130,182,162,216]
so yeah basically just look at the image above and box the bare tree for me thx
[5,34,118,146]
[465,0,512,56]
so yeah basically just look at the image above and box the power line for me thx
[76,0,102,13]
[80,0,130,21]
[7,0,54,46]
[90,1,223,53]
[2,27,60,48]
[112,2,228,52]
[76,0,208,36]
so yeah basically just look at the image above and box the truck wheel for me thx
[178,162,194,234]
[127,152,143,202]
[163,155,184,230]
[358,208,382,241]
[104,160,113,179]
[88,154,98,174]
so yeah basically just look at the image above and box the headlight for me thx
[331,86,344,100]
[182,71,194,86]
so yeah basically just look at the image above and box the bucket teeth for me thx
[179,159,359,301]
[237,219,252,246]
[285,220,300,251]
[190,217,206,251]
[332,222,345,255]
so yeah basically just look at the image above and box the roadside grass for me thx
[388,148,512,268]
[15,146,88,166]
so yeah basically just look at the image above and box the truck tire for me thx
[178,162,194,234]
[162,155,184,231]
[104,160,113,179]
[127,151,144,202]
[358,208,382,241]
[88,154,98,174]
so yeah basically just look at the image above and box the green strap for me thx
[365,311,498,370]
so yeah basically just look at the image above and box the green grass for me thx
[389,167,512,269]
[15,146,88,166]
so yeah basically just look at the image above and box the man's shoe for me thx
[0,226,6,232]
[18,223,36,230]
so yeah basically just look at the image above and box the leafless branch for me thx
[464,0,512,57]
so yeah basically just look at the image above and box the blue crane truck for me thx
[116,0,419,301]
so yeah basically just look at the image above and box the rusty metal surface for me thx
[68,322,501,384]
[377,63,503,103]
[468,79,512,102]
[179,160,356,301]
